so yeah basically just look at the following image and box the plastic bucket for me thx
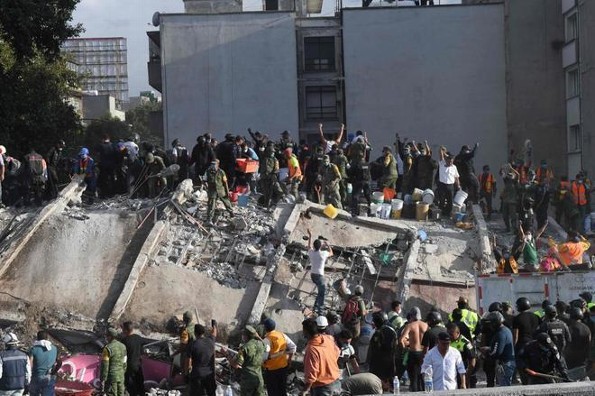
[454,212,466,222]
[323,204,339,219]
[453,190,468,206]
[422,189,434,205]
[404,194,414,204]
[383,187,396,201]
[412,188,424,202]
[369,203,379,217]
[391,209,402,219]
[391,199,404,211]
[380,203,392,219]
[372,191,384,204]
[416,202,429,221]
[237,194,249,207]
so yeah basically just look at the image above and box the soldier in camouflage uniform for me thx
[320,155,342,209]
[259,146,283,208]
[331,148,349,206]
[101,328,127,396]
[206,160,234,225]
[230,326,265,396]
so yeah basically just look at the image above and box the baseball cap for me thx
[316,316,329,328]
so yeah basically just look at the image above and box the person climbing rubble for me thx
[144,153,167,198]
[341,285,367,348]
[205,159,234,225]
[100,328,127,396]
[307,229,333,315]
[72,147,96,204]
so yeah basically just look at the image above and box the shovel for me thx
[526,369,570,382]
[147,164,180,178]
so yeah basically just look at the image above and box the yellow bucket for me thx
[323,204,339,219]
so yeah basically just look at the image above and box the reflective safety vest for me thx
[534,309,545,319]
[588,302,595,310]
[287,155,302,181]
[478,173,495,193]
[263,330,289,371]
[460,309,479,333]
[536,168,554,184]
[571,181,587,206]
[497,257,519,274]
[450,335,472,354]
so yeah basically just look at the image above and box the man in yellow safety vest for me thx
[261,318,297,396]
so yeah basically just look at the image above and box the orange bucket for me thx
[383,187,396,201]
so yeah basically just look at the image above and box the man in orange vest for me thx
[478,165,497,220]
[571,173,589,230]
[536,160,555,187]
[261,318,296,396]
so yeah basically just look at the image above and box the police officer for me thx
[0,333,30,395]
[449,297,479,335]
[536,305,572,356]
[230,325,265,396]
[518,333,569,385]
[320,155,342,209]
[205,160,234,225]
[101,328,127,396]
[446,323,476,388]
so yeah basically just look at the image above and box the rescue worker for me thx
[305,146,325,203]
[144,153,167,198]
[215,134,238,189]
[478,165,496,220]
[447,323,476,388]
[557,231,591,268]
[449,297,479,335]
[395,135,413,194]
[45,140,65,199]
[229,325,265,396]
[261,318,296,396]
[368,312,397,391]
[331,148,349,206]
[205,160,234,225]
[100,328,127,396]
[0,333,30,396]
[553,176,571,225]
[259,145,283,208]
[412,140,436,190]
[347,134,367,163]
[283,148,302,199]
[565,307,591,370]
[379,147,398,191]
[95,134,118,199]
[189,135,216,188]
[518,333,569,385]
[348,159,371,217]
[454,143,480,203]
[492,239,520,274]
[536,160,555,187]
[320,155,342,209]
[73,148,96,204]
[422,311,447,353]
[533,300,552,323]
[513,297,540,385]
[501,167,520,233]
[29,330,60,396]
[121,322,146,396]
[571,173,589,230]
[479,312,515,387]
[579,292,595,311]
[536,305,572,356]
[534,175,551,230]
[23,148,47,206]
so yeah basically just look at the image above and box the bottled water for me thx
[224,385,233,396]
[423,367,433,393]
[393,376,400,395]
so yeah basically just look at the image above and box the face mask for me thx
[323,161,330,166]
[503,254,510,260]
[526,235,533,242]
[578,179,584,184]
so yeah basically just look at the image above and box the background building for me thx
[62,37,129,105]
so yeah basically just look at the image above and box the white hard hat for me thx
[0,145,6,155]
[2,332,19,345]
[354,285,364,295]
[316,316,329,328]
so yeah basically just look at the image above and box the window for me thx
[265,0,279,10]
[565,12,578,42]
[568,124,582,152]
[305,86,338,120]
[566,68,580,98]
[304,37,335,72]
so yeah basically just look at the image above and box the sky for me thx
[72,0,184,97]
[72,0,460,99]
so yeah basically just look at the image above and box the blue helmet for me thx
[79,147,89,157]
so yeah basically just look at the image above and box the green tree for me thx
[84,116,131,148]
[0,0,83,158]
[126,102,164,147]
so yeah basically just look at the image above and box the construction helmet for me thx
[516,297,531,312]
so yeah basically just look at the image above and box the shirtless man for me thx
[399,307,429,392]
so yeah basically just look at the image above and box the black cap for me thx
[579,292,592,302]
[438,332,450,342]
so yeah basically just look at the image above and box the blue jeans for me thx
[310,380,340,396]
[29,375,55,396]
[496,360,515,387]
[310,274,326,313]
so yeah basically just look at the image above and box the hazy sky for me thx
[72,0,184,97]
[73,0,461,98]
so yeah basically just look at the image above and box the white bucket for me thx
[453,190,468,206]
[422,189,434,205]
[369,203,379,217]
[380,203,392,219]
[391,199,404,211]
[372,191,384,203]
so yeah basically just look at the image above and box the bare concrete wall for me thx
[579,0,595,180]
[343,5,507,174]
[160,12,299,147]
[505,0,567,178]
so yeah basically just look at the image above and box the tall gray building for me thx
[62,37,129,104]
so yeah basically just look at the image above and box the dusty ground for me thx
[0,211,140,320]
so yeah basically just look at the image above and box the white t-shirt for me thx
[439,160,460,185]
[308,249,330,276]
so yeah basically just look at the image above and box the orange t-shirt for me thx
[558,241,591,265]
